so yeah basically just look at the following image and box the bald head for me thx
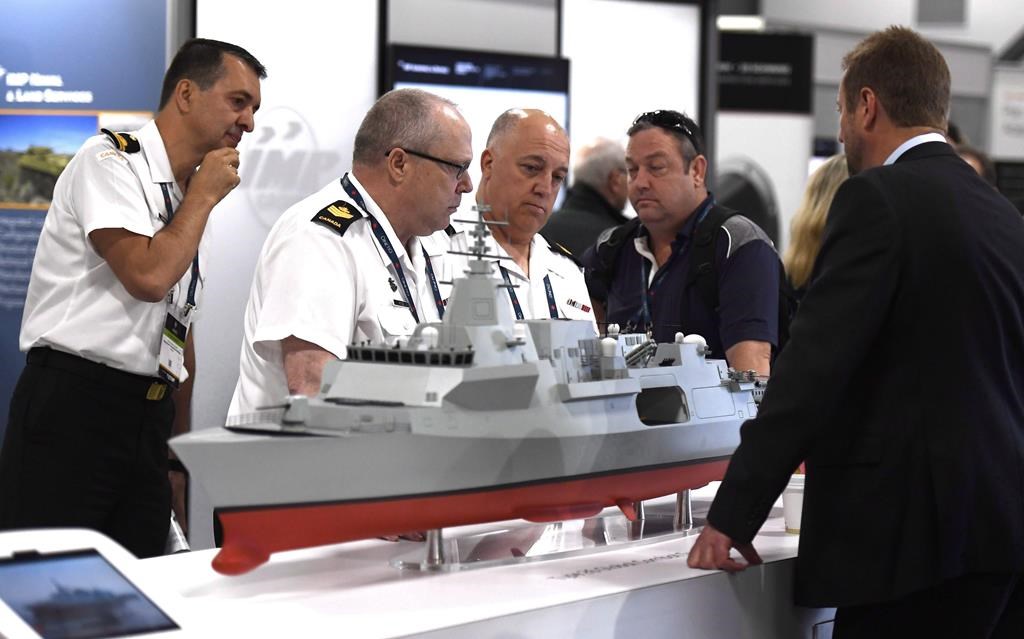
[485,109,567,152]
[478,108,570,244]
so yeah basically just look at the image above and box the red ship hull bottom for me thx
[212,459,729,575]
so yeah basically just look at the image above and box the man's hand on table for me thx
[687,522,762,572]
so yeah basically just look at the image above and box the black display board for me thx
[718,32,814,114]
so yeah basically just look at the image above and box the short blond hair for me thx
[783,155,850,290]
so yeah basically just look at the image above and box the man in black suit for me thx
[688,26,1024,636]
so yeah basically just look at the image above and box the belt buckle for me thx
[146,382,167,401]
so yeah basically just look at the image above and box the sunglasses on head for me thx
[633,110,703,155]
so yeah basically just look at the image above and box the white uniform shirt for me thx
[446,221,596,327]
[20,120,206,376]
[229,173,448,415]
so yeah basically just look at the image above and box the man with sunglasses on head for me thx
[447,109,595,326]
[583,110,780,374]
[229,89,474,415]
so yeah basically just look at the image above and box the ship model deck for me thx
[171,219,764,575]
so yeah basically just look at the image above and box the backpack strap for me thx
[587,217,642,301]
[686,204,740,314]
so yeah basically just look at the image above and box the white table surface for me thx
[140,484,832,638]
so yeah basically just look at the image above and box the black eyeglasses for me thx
[632,110,703,155]
[388,148,471,180]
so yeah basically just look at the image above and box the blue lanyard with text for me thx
[635,198,715,330]
[160,183,200,309]
[341,175,445,321]
[498,264,559,320]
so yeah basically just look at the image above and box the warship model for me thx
[171,220,765,575]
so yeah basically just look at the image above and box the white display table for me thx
[139,485,835,638]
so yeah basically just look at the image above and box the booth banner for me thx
[718,32,814,114]
[0,0,166,436]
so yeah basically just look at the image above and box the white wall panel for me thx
[389,0,558,56]
[990,66,1024,159]
[562,0,701,147]
[716,113,815,252]
[191,0,379,549]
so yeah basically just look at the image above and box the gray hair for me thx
[572,138,625,190]
[353,88,458,165]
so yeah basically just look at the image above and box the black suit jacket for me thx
[708,142,1024,607]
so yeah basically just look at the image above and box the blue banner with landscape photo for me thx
[0,0,166,439]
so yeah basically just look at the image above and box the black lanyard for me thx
[635,198,715,330]
[498,264,559,320]
[160,183,200,309]
[341,175,445,322]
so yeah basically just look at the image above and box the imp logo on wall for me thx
[239,107,343,230]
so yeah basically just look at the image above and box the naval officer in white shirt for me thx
[448,109,596,328]
[0,39,265,557]
[229,89,474,416]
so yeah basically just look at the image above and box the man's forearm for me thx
[725,340,771,376]
[282,336,337,396]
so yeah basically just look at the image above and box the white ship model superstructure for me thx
[171,219,764,575]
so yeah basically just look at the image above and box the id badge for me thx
[157,306,191,388]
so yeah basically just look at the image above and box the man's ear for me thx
[689,154,708,189]
[860,87,879,131]
[173,79,195,114]
[605,168,624,196]
[479,148,495,180]
[385,148,409,182]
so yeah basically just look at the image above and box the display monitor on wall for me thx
[385,44,570,205]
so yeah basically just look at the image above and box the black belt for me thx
[27,347,171,401]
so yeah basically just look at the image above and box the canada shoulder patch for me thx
[100,128,141,153]
[311,200,363,237]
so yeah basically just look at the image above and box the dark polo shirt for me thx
[583,196,780,359]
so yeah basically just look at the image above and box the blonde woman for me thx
[783,155,849,295]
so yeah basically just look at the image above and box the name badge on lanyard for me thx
[156,183,199,388]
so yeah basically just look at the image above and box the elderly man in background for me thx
[541,137,629,257]
[448,109,594,324]
[230,88,474,415]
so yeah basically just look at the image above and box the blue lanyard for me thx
[341,175,445,321]
[498,264,559,320]
[635,198,715,331]
[160,183,200,309]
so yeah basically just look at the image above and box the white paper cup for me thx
[783,474,804,534]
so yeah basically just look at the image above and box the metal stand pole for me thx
[628,500,647,539]
[675,490,693,531]
[424,529,445,568]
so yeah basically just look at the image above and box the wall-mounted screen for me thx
[385,44,570,209]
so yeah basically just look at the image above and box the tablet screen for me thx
[0,549,178,638]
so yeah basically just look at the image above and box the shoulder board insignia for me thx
[311,200,363,237]
[549,241,581,267]
[100,128,140,153]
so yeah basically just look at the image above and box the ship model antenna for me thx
[447,205,517,285]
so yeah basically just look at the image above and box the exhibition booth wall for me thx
[188,0,711,549]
